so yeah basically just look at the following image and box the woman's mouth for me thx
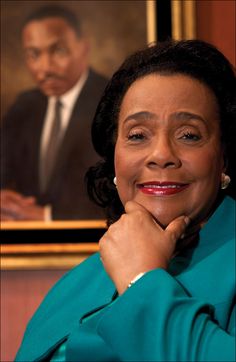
[137,181,190,196]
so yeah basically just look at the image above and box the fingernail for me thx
[184,216,190,225]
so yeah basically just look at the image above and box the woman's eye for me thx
[128,132,145,141]
[180,132,201,141]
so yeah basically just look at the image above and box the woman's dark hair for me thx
[86,39,236,225]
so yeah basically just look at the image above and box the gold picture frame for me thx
[1,220,106,269]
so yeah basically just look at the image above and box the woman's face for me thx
[114,74,225,227]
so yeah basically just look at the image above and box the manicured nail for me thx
[184,216,190,225]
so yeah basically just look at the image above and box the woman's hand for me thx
[99,200,189,294]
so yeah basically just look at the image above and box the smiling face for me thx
[22,17,89,96]
[114,74,225,227]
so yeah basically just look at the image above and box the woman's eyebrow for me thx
[123,111,206,125]
[123,111,156,124]
[169,111,206,124]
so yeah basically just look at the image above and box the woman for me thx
[16,40,235,361]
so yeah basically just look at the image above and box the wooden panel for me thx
[1,269,67,362]
[196,0,236,66]
[1,243,99,269]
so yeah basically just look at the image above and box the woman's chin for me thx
[127,196,192,228]
[152,214,175,229]
[147,206,187,229]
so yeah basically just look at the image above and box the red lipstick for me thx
[137,181,190,196]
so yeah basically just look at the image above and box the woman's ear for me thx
[221,148,231,190]
[221,173,231,190]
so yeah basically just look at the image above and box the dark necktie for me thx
[40,99,62,191]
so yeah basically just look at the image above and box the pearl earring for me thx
[221,173,231,190]
[113,176,117,186]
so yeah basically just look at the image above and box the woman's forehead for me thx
[118,73,219,122]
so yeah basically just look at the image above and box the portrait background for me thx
[1,0,148,119]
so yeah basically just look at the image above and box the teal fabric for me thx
[15,196,235,362]
[50,342,66,362]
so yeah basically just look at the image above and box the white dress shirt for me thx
[39,71,88,220]
[40,70,89,163]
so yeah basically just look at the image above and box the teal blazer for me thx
[15,196,235,361]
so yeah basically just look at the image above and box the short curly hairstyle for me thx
[86,39,236,225]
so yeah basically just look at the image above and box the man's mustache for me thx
[40,73,64,84]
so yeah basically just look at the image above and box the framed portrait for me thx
[1,0,196,267]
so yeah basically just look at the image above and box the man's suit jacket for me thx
[1,69,108,219]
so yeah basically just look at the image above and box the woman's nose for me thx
[146,135,181,169]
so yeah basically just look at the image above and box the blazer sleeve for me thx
[0,97,22,188]
[1,90,46,194]
[79,268,235,362]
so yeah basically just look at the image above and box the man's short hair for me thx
[23,5,82,37]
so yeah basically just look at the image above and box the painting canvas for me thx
[1,0,150,118]
[0,0,154,226]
